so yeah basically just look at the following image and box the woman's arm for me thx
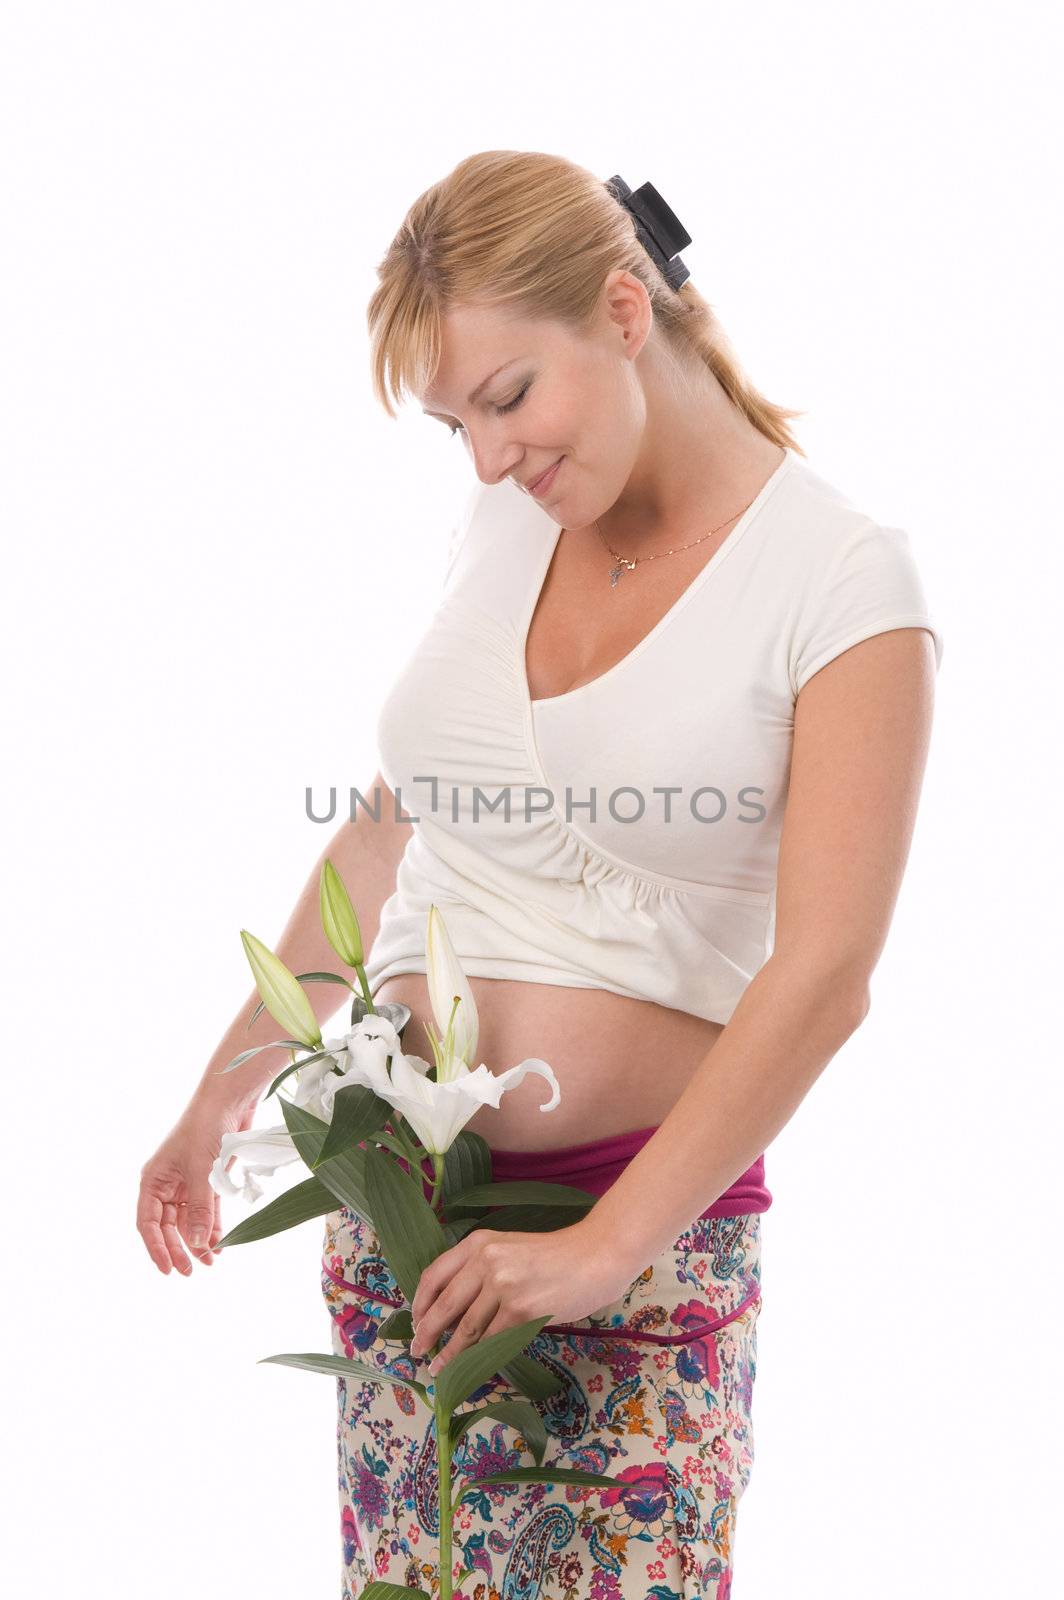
[192,768,413,1116]
[578,624,938,1272]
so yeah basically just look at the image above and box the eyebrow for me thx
[421,360,517,416]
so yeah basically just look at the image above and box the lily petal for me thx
[317,1014,404,1116]
[289,1056,340,1120]
[350,1013,404,1052]
[379,1052,560,1155]
[460,1057,562,1113]
[383,1054,472,1153]
[208,1124,302,1202]
[382,1049,444,1152]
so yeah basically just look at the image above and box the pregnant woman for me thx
[138,152,943,1599]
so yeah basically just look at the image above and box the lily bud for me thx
[240,930,323,1049]
[319,859,365,967]
[425,904,479,1078]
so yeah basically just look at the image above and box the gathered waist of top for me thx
[399,1123,771,1221]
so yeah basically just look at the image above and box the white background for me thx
[3,2,1060,1595]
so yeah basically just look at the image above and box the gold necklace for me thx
[595,495,759,589]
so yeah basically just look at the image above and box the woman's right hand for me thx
[137,1094,256,1276]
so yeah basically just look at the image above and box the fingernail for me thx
[191,1229,206,1249]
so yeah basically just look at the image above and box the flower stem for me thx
[429,1151,446,1211]
[353,962,376,1013]
[387,1118,429,1190]
[434,1389,454,1599]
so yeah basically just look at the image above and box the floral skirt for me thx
[320,1203,763,1600]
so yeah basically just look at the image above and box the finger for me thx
[428,1288,501,1377]
[411,1263,447,1328]
[179,1182,218,1263]
[161,1218,193,1275]
[195,1222,216,1265]
[411,1232,480,1325]
[412,1266,480,1361]
[477,1306,518,1343]
[136,1188,173,1275]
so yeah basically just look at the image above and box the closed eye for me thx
[449,381,531,437]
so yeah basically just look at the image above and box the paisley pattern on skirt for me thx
[320,1205,763,1599]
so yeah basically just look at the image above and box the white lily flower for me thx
[208,1125,305,1203]
[425,904,479,1078]
[381,1049,560,1156]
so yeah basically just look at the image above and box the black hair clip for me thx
[605,174,692,291]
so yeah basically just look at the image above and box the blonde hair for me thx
[367,150,806,456]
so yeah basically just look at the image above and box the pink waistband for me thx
[485,1123,771,1220]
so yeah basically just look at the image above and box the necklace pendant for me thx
[608,557,637,589]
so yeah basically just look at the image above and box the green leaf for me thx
[316,1141,378,1223]
[320,859,365,967]
[279,1098,331,1168]
[259,1352,430,1407]
[219,1039,308,1075]
[357,1584,430,1600]
[240,932,323,1048]
[441,1129,493,1209]
[447,1179,598,1211]
[449,1399,548,1465]
[279,1100,374,1224]
[499,1353,566,1402]
[377,1308,414,1341]
[362,1144,449,1307]
[457,1465,623,1500]
[460,1203,594,1234]
[312,1145,376,1225]
[374,1128,430,1174]
[313,1083,392,1168]
[433,1315,555,1415]
[264,1045,335,1100]
[216,1175,338,1248]
[453,1569,474,1590]
[275,1102,428,1249]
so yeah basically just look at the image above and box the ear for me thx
[600,268,653,359]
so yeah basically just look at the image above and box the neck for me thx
[599,344,785,554]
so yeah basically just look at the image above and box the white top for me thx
[365,447,944,1025]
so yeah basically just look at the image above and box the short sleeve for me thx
[789,519,944,697]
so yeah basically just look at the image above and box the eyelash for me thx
[449,382,530,436]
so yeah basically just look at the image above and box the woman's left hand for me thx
[409,1220,631,1378]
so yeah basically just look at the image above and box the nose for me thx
[463,428,523,488]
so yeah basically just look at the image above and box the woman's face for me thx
[418,274,652,527]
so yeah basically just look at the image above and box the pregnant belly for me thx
[370,972,725,1151]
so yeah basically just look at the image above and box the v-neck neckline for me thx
[520,447,795,711]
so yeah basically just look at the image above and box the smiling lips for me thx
[528,457,563,497]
